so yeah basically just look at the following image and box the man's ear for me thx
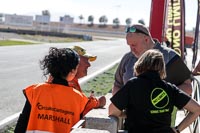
[144,36,150,44]
[144,36,149,42]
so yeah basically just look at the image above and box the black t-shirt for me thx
[110,71,191,133]
[165,54,191,85]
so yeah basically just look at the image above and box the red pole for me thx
[149,0,166,42]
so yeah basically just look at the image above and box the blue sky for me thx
[0,0,197,30]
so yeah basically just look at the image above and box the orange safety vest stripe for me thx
[24,83,88,133]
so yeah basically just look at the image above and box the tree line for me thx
[80,15,145,27]
[40,10,146,27]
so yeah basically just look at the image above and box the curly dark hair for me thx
[40,47,80,79]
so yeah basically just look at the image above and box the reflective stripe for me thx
[26,130,53,133]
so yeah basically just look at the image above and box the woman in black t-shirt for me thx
[109,49,200,133]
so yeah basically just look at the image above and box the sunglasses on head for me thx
[125,26,149,36]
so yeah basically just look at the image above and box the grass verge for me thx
[0,34,85,47]
[82,64,118,96]
[0,40,37,46]
[21,35,84,43]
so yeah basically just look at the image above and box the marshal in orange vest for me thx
[25,83,88,133]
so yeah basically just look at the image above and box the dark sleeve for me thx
[14,100,31,133]
[165,55,191,85]
[110,82,131,110]
[172,85,191,109]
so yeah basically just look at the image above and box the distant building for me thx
[35,15,50,24]
[60,15,74,24]
[4,14,33,26]
[0,13,4,24]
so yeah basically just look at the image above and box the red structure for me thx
[149,0,166,42]
[149,0,187,60]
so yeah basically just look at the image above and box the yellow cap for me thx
[72,46,97,62]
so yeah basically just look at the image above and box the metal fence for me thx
[189,76,200,133]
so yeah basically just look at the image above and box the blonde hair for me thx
[134,49,166,79]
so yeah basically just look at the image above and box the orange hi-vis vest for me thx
[24,83,88,133]
[69,78,100,116]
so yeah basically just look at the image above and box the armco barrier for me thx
[71,128,110,133]
[0,28,92,40]
[71,93,127,133]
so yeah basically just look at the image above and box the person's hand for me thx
[98,96,106,108]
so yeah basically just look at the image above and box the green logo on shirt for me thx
[151,88,169,109]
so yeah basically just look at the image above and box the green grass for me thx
[0,40,36,46]
[1,125,15,133]
[82,64,118,97]
[0,35,85,47]
[21,35,84,43]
